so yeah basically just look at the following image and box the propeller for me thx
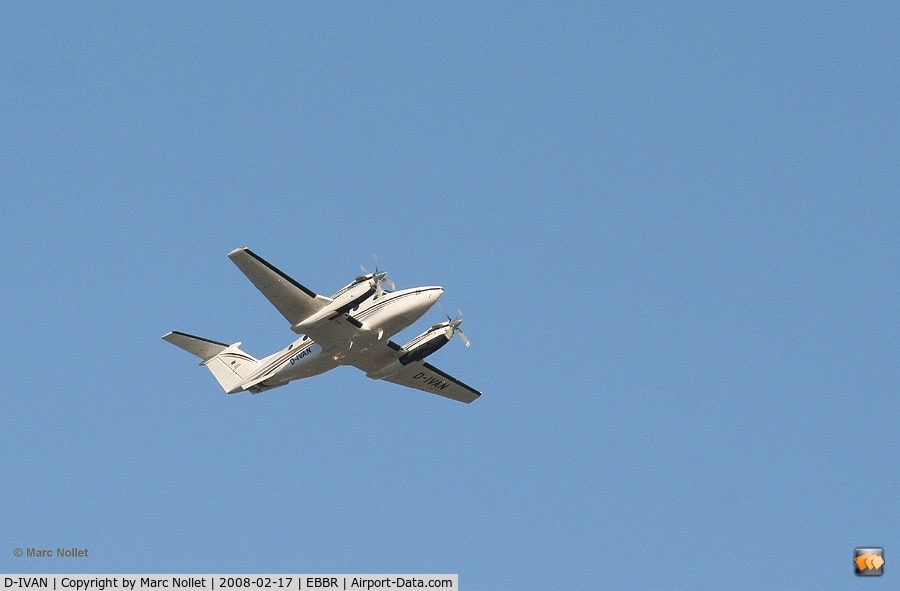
[358,255,395,298]
[443,309,470,348]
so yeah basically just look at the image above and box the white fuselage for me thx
[246,285,443,392]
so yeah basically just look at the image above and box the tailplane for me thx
[162,331,261,394]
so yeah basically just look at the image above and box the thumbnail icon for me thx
[855,548,884,576]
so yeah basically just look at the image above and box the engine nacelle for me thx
[292,281,375,333]
[366,323,454,380]
[399,325,452,365]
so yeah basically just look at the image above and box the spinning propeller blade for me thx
[444,309,471,348]
[359,255,395,296]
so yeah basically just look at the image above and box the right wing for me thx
[228,247,332,326]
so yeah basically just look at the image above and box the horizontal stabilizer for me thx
[162,331,262,394]
[162,331,229,361]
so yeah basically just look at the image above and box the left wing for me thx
[349,342,481,403]
[384,360,482,403]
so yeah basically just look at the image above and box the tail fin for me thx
[162,331,261,394]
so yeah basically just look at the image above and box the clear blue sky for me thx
[2,3,898,588]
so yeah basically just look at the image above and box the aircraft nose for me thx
[416,286,443,313]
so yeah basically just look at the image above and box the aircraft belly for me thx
[251,343,339,388]
[361,304,432,339]
[282,345,339,380]
[351,287,441,337]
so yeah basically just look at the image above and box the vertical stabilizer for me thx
[162,331,261,394]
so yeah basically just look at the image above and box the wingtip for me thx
[227,246,250,258]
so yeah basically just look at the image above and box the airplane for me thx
[162,247,481,403]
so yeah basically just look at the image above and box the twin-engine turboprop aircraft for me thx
[162,248,481,403]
